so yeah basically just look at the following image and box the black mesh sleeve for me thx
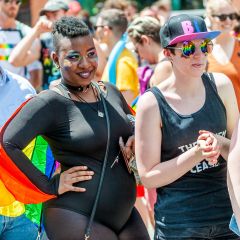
[2,94,59,195]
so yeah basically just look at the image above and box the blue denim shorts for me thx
[230,214,240,236]
[155,222,240,240]
[0,214,38,240]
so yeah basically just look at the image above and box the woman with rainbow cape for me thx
[0,16,149,240]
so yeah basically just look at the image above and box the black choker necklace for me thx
[61,82,91,93]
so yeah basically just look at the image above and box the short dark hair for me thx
[166,43,177,54]
[98,9,128,37]
[52,16,90,53]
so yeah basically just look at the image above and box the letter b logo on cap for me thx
[181,21,194,34]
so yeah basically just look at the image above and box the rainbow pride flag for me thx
[131,96,139,112]
[23,136,55,225]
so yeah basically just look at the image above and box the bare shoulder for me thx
[136,90,162,127]
[212,72,233,90]
[137,90,160,115]
[211,72,236,106]
[155,60,172,73]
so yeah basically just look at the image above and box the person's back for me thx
[101,47,139,99]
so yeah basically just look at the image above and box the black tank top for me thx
[150,73,232,228]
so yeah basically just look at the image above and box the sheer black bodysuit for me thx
[2,83,149,240]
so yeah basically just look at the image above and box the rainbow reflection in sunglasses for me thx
[212,13,237,21]
[4,0,22,4]
[166,39,214,57]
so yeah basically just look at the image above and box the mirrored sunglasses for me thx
[167,39,214,58]
[212,13,238,21]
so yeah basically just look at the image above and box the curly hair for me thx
[52,16,90,53]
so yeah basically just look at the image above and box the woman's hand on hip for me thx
[58,166,94,195]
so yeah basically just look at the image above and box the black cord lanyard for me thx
[84,82,110,240]
[52,82,110,239]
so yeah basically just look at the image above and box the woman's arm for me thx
[9,18,52,67]
[2,96,59,194]
[135,92,218,188]
[213,72,239,160]
[228,117,240,227]
[1,96,93,196]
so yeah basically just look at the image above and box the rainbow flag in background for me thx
[131,96,139,112]
[0,43,15,61]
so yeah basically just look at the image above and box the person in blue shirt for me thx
[0,64,37,239]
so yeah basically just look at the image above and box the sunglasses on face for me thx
[167,39,214,58]
[4,0,22,4]
[212,13,237,21]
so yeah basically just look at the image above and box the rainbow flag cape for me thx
[0,99,56,226]
[23,136,56,225]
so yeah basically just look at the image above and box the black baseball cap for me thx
[160,14,221,48]
[40,0,69,16]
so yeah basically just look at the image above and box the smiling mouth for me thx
[77,70,94,79]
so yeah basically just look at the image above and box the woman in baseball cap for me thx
[135,14,239,239]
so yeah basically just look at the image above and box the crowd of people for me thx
[1,0,240,239]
